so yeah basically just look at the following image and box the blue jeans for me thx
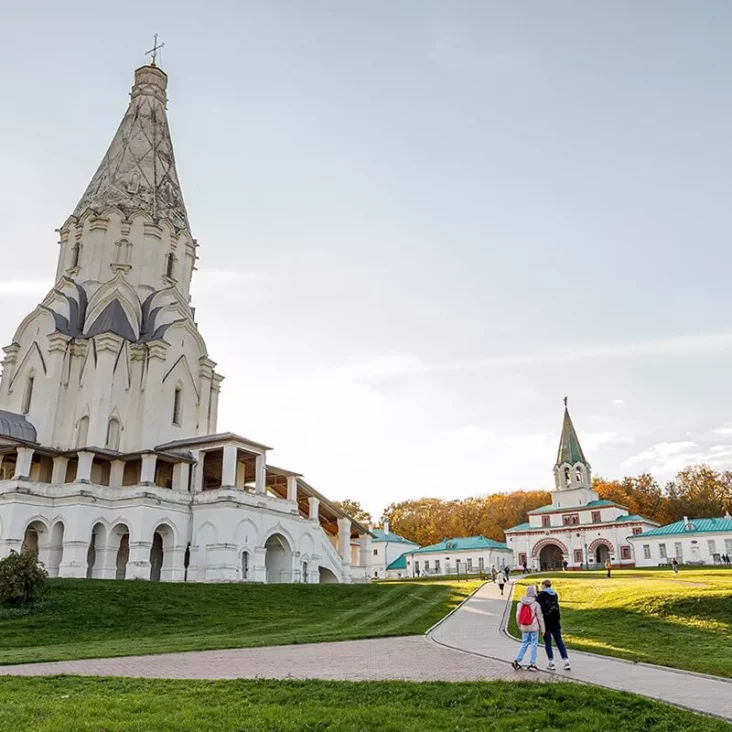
[544,623,568,661]
[516,631,539,666]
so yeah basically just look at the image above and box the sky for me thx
[2,2,732,517]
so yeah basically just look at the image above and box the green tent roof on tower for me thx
[556,398,587,466]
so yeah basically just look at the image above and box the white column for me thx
[13,447,34,479]
[338,518,351,562]
[126,540,152,580]
[191,450,203,492]
[51,456,69,484]
[76,451,94,483]
[359,532,373,567]
[221,445,238,488]
[140,453,157,485]
[109,460,125,488]
[308,496,320,520]
[255,453,266,494]
[58,539,89,578]
[252,547,268,582]
[172,462,190,493]
[287,475,298,502]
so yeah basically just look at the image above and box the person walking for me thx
[672,557,679,574]
[522,560,528,574]
[511,586,545,672]
[537,579,571,671]
[491,566,497,583]
[562,559,568,572]
[497,572,507,597]
[605,559,612,578]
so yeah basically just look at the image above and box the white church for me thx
[0,59,372,583]
[505,401,658,570]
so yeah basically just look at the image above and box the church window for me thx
[564,467,571,484]
[106,418,121,451]
[575,467,583,482]
[542,516,551,528]
[172,386,182,426]
[71,242,81,268]
[21,374,34,415]
[76,416,90,448]
[562,514,579,526]
[591,511,601,523]
[166,252,175,279]
[621,546,631,560]
[573,549,583,563]
[302,561,308,583]
[241,551,250,580]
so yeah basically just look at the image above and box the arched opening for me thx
[71,242,81,268]
[112,525,130,580]
[539,543,564,572]
[106,418,121,451]
[575,466,583,483]
[21,374,34,415]
[150,532,164,582]
[318,566,339,584]
[241,550,250,580]
[76,416,90,448]
[595,544,610,565]
[264,533,293,584]
[86,522,108,579]
[302,561,309,583]
[21,522,43,557]
[166,252,175,279]
[563,466,571,485]
[172,386,182,425]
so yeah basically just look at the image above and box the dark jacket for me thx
[536,588,561,628]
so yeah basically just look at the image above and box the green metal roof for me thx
[386,553,408,570]
[631,516,732,538]
[409,535,510,555]
[528,499,622,514]
[371,528,419,545]
[556,404,587,467]
[615,514,657,524]
[504,522,531,533]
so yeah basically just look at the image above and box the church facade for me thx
[505,403,658,571]
[0,61,371,583]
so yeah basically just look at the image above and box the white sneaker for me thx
[564,661,571,671]
[547,662,556,670]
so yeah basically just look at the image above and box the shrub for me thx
[0,551,48,607]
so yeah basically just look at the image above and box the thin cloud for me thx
[0,280,51,297]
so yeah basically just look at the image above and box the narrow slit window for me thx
[21,375,34,415]
[71,243,81,268]
[166,252,175,279]
[172,386,182,426]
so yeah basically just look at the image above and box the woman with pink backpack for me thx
[511,585,545,672]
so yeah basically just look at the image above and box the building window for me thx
[542,515,551,528]
[373,548,378,556]
[621,546,631,560]
[478,557,484,570]
[591,511,601,523]
[424,560,429,571]
[659,543,667,559]
[518,552,527,566]
[414,561,420,572]
[241,551,249,580]
[562,514,579,526]
[302,561,308,583]
[105,418,121,451]
[708,540,717,555]
[467,558,473,571]
[674,542,683,559]
[632,527,643,536]
[76,415,90,448]
[165,252,176,279]
[434,560,440,572]
[575,466,583,482]
[573,549,583,563]
[726,539,732,555]
[21,374,34,415]
[643,545,651,560]
[172,386,182,425]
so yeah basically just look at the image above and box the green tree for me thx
[0,551,48,607]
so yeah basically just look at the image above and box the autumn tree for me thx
[333,499,373,525]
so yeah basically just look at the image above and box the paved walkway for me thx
[0,581,729,722]
[430,581,732,722]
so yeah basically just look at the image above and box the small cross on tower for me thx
[145,34,165,67]
[563,396,568,408]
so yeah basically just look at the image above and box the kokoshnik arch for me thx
[0,58,372,584]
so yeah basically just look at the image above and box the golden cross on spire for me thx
[145,33,165,66]
[563,396,568,408]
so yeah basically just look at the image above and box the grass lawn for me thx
[0,578,478,665]
[508,568,732,678]
[0,677,729,732]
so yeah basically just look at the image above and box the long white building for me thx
[0,59,372,583]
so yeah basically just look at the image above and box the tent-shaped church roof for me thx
[556,399,587,466]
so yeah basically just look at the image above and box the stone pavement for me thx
[430,581,732,722]
[0,581,729,723]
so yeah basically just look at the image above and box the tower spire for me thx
[556,398,587,467]
[71,61,190,232]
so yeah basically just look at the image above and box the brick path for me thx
[0,581,729,722]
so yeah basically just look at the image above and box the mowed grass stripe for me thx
[0,579,475,665]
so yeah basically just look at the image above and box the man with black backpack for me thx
[537,579,571,671]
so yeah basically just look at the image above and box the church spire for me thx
[554,398,591,490]
[71,62,190,232]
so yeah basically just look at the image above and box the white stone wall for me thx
[630,532,732,567]
[369,540,419,578]
[402,548,513,577]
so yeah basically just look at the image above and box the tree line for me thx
[336,464,732,548]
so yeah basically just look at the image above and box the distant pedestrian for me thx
[672,558,679,574]
[491,566,497,582]
[504,568,510,583]
[562,559,568,572]
[522,561,528,574]
[497,573,507,596]
[537,579,571,671]
[415,566,420,577]
[605,559,612,578]
[512,586,545,672]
